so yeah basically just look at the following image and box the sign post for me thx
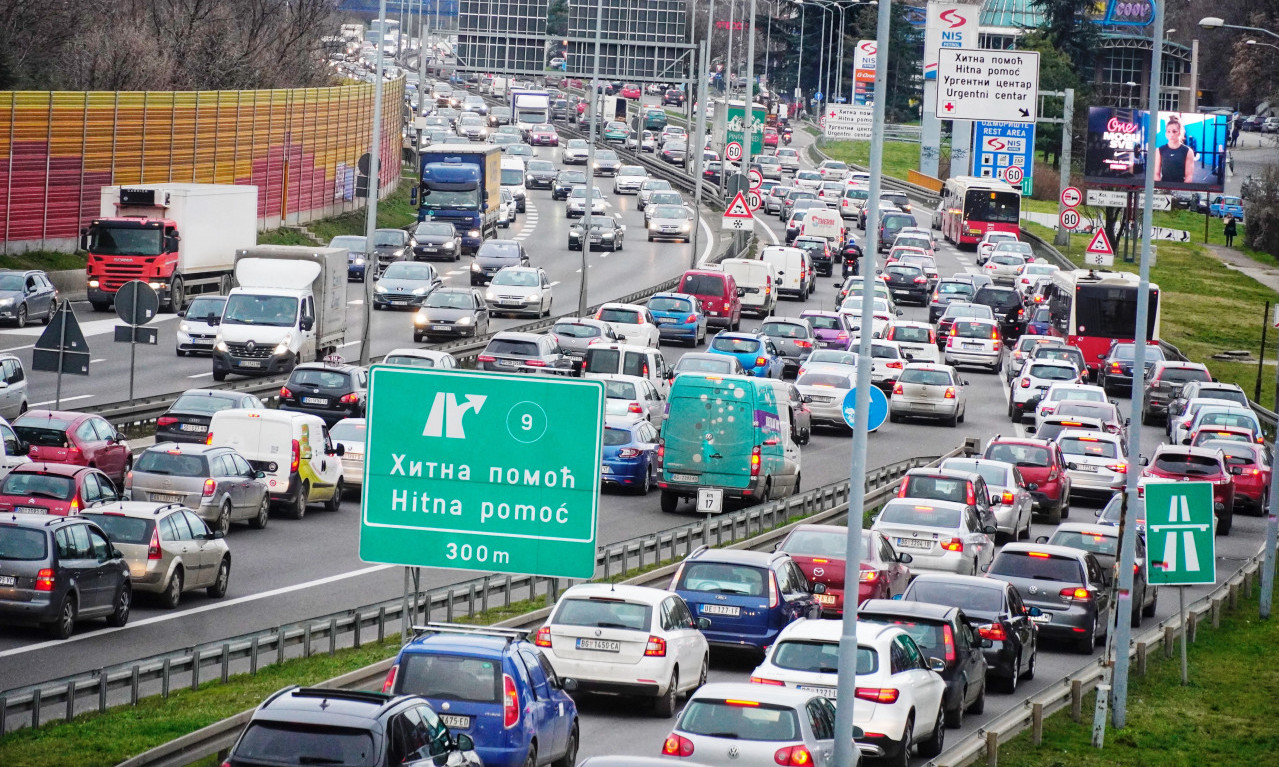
[1144,481,1216,686]
[113,280,160,403]
[359,368,605,579]
[32,302,90,409]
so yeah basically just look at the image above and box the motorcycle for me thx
[781,128,793,146]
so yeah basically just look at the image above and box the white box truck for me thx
[82,183,258,313]
[211,246,347,381]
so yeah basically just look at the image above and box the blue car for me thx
[1026,305,1051,336]
[1209,195,1244,218]
[706,332,785,378]
[384,624,579,767]
[647,291,707,347]
[602,415,660,494]
[670,547,822,655]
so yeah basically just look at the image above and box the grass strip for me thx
[257,179,419,247]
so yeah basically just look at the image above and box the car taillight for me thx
[893,382,904,396]
[205,431,214,445]
[795,340,812,349]
[340,393,360,404]
[68,494,80,515]
[1001,491,1015,504]
[990,329,1000,340]
[627,403,644,414]
[979,623,1008,641]
[755,356,768,367]
[966,485,977,505]
[768,572,779,608]
[886,360,904,370]
[943,387,957,399]
[940,537,964,553]
[1020,378,1031,388]
[1111,362,1122,371]
[148,528,163,560]
[723,301,731,311]
[34,568,55,592]
[617,447,641,459]
[382,664,399,693]
[124,471,133,491]
[535,626,552,647]
[645,636,667,656]
[774,745,814,766]
[525,359,547,367]
[751,676,786,685]
[1107,463,1128,473]
[859,568,879,582]
[202,478,216,497]
[750,445,761,478]
[291,439,300,474]
[1061,587,1091,601]
[684,315,697,324]
[914,276,927,284]
[478,354,496,362]
[663,734,695,757]
[929,330,937,343]
[280,386,293,399]
[855,687,900,704]
[157,416,178,426]
[943,623,957,662]
[503,674,520,728]
[656,444,664,468]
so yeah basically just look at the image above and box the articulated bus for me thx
[1044,269,1161,376]
[939,176,1022,248]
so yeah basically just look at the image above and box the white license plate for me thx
[964,343,983,350]
[496,359,518,367]
[1074,464,1099,473]
[0,574,15,587]
[432,325,451,331]
[670,473,699,483]
[14,506,44,514]
[576,638,621,652]
[656,317,677,324]
[301,397,327,406]
[238,360,262,368]
[600,465,612,474]
[179,424,207,432]
[150,494,183,504]
[192,338,214,345]
[896,538,932,550]
[815,594,837,605]
[441,715,471,729]
[809,396,833,404]
[1030,612,1053,624]
[701,604,741,616]
[797,685,837,697]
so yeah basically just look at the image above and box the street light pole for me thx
[795,3,805,104]
[1199,17,1279,42]
[360,0,389,368]
[577,0,605,318]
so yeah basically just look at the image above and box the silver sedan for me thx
[939,457,1034,543]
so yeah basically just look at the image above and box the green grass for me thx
[257,178,419,247]
[995,581,1279,767]
[0,250,88,272]
[818,140,950,185]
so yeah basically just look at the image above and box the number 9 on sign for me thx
[747,191,763,210]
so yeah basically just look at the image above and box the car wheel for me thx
[551,724,579,767]
[212,369,226,382]
[176,347,187,357]
[208,557,231,598]
[325,479,344,512]
[690,656,708,697]
[999,653,1021,693]
[1076,618,1097,653]
[43,300,56,324]
[1131,586,1144,627]
[660,490,679,513]
[106,583,131,627]
[289,483,309,520]
[47,594,76,639]
[14,304,27,329]
[654,670,679,717]
[945,689,964,728]
[1143,586,1159,617]
[887,713,915,766]
[215,502,232,537]
[161,568,183,609]
[945,413,958,428]
[249,495,270,530]
[637,464,652,495]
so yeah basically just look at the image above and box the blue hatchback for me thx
[601,415,660,493]
[647,291,707,346]
[384,624,579,767]
[1026,305,1051,336]
[706,332,785,378]
[670,547,822,655]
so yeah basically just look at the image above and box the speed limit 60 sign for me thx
[725,142,743,162]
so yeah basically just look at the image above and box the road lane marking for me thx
[188,371,213,378]
[30,395,93,407]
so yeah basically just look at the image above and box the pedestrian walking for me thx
[1224,213,1238,247]
[1231,118,1241,148]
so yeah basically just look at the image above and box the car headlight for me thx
[456,316,473,325]
[442,241,455,249]
[374,284,388,293]
[485,290,497,301]
[412,286,429,295]
[602,233,614,239]
[526,175,534,184]
[215,339,228,352]
[274,335,292,355]
[648,222,658,230]
[413,312,427,325]
[179,322,190,332]
[354,257,366,265]
[0,298,13,307]
[680,223,691,231]
[468,229,480,238]
[471,262,482,272]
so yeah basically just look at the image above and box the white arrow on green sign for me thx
[1143,481,1216,586]
[359,367,604,579]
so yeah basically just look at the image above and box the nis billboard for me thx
[1084,106,1228,193]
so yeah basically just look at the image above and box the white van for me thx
[207,409,345,519]
[719,258,778,317]
[582,343,671,397]
[759,245,813,300]
[499,156,528,213]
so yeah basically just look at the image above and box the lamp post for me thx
[1246,38,1279,52]
[795,2,805,104]
[1199,17,1279,42]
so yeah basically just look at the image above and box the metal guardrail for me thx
[13,446,970,763]
[806,139,942,207]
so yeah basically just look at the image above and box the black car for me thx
[702,161,723,185]
[552,170,587,201]
[881,263,930,305]
[470,239,530,285]
[278,361,367,426]
[410,221,463,262]
[900,573,1039,693]
[793,238,834,277]
[0,513,131,639]
[973,286,1027,339]
[758,317,817,378]
[524,159,559,189]
[225,687,483,767]
[568,216,626,252]
[413,288,490,342]
[1097,340,1167,394]
[156,389,266,444]
[662,88,685,106]
[550,99,570,121]
[859,599,989,728]
[371,228,415,271]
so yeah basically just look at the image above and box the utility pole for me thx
[360,0,389,368]
[691,38,710,269]
[577,0,605,318]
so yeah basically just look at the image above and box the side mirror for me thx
[1027,482,1039,491]
[454,733,475,751]
[560,677,579,692]
[332,444,346,456]
[176,310,185,318]
[853,726,865,739]
[697,616,712,629]
[813,582,827,594]
[1035,535,1049,543]
[1140,456,1149,466]
[209,530,225,540]
[737,287,746,296]
[300,317,314,331]
[928,657,947,672]
[255,470,266,479]
[803,394,813,403]
[897,552,913,564]
[982,524,998,535]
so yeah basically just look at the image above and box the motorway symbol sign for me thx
[936,49,1039,123]
[1002,165,1024,185]
[725,141,743,162]
[697,487,725,515]
[114,281,160,326]
[842,386,889,431]
[1144,482,1217,586]
[33,302,90,376]
[1060,208,1082,230]
[1061,186,1083,208]
[747,191,763,210]
[823,105,873,141]
[1085,229,1115,267]
[749,169,763,190]
[359,367,605,579]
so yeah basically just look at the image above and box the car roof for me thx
[255,686,412,726]
[145,442,225,455]
[81,500,194,519]
[1057,429,1121,443]
[909,571,1008,591]
[0,512,92,529]
[559,583,672,606]
[905,467,979,482]
[690,681,826,708]
[489,331,545,342]
[1000,542,1091,561]
[988,436,1053,448]
[1153,444,1225,459]
[686,546,783,566]
[7,462,98,478]
[860,598,960,623]
[1054,522,1120,537]
[15,410,89,424]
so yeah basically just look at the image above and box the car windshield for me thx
[986,443,1051,468]
[677,562,767,597]
[329,421,366,442]
[0,526,48,561]
[712,336,761,354]
[553,597,652,631]
[954,321,995,339]
[619,167,645,177]
[423,291,473,310]
[864,617,947,659]
[804,315,842,331]
[373,230,406,246]
[553,323,603,339]
[942,460,1009,489]
[886,266,922,279]
[330,235,367,251]
[879,503,961,528]
[230,722,378,767]
[598,308,640,324]
[82,513,152,545]
[1157,367,1211,385]
[1049,530,1118,558]
[135,450,209,477]
[990,552,1083,583]
[381,263,435,281]
[0,274,26,291]
[679,700,801,742]
[898,369,952,386]
[642,180,672,192]
[500,168,524,185]
[222,294,298,327]
[603,427,636,447]
[649,296,693,313]
[493,270,539,287]
[806,350,858,367]
[414,222,455,238]
[652,206,688,220]
[1199,411,1257,430]
[908,580,1005,614]
[604,380,638,400]
[891,326,932,344]
[485,339,539,357]
[761,322,810,339]
[558,172,587,185]
[0,472,75,500]
[478,242,522,259]
[183,297,225,323]
[772,639,875,674]
[781,528,846,557]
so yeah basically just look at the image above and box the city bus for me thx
[938,176,1022,248]
[1044,269,1161,377]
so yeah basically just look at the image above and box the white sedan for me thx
[329,418,366,491]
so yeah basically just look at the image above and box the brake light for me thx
[855,687,900,704]
[893,382,904,396]
[991,329,1000,340]
[751,676,786,685]
[290,439,300,474]
[940,538,963,553]
[756,356,768,367]
[943,623,957,662]
[645,636,668,656]
[723,301,731,311]
[1001,491,1015,504]
[929,329,937,343]
[775,746,814,766]
[1020,378,1031,388]
[68,495,80,515]
[617,448,641,459]
[768,572,779,608]
[750,445,761,478]
[860,568,879,582]
[886,360,903,369]
[525,359,547,367]
[966,485,976,505]
[795,340,812,349]
[1107,463,1128,473]
[533,626,552,647]
[503,674,520,728]
[382,664,398,693]
[478,354,496,362]
[340,392,360,404]
[897,478,908,497]
[148,528,163,560]
[684,315,697,324]
[914,276,927,284]
[950,326,958,335]
[1061,587,1091,601]
[125,471,133,491]
[280,386,293,399]
[944,387,957,399]
[978,623,1008,641]
[656,444,664,469]
[34,568,55,592]
[157,416,177,426]
[202,478,216,497]
[205,432,213,445]
[663,734,695,757]
[627,403,644,414]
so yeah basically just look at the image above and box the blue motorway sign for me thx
[842,386,889,431]
[974,121,1035,196]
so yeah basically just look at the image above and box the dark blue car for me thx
[602,415,660,494]
[385,624,579,767]
[647,291,707,347]
[706,332,785,378]
[670,547,822,656]
[1026,305,1051,336]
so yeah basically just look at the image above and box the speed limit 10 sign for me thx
[1060,208,1081,230]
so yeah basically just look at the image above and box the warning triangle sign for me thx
[723,192,754,219]
[1085,229,1114,256]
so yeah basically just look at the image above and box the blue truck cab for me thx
[384,623,579,767]
[416,144,502,254]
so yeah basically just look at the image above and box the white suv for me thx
[1008,359,1085,422]
[1033,383,1108,430]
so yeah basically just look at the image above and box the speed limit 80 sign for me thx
[1059,208,1082,230]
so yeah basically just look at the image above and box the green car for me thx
[643,108,668,131]
[603,121,630,143]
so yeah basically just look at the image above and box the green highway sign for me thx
[726,104,767,156]
[1144,482,1217,586]
[359,367,604,579]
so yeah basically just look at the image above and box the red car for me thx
[620,83,641,99]
[982,436,1072,524]
[12,410,132,487]
[1201,440,1271,512]
[1190,425,1257,448]
[529,124,559,146]
[762,128,779,148]
[1140,444,1239,534]
[776,524,912,617]
[0,463,121,516]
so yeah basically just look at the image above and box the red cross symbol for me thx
[829,110,837,118]
[943,102,954,112]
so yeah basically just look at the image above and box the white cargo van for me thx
[499,156,528,213]
[759,246,814,300]
[207,409,345,519]
[719,258,779,317]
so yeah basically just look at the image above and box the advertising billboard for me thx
[1084,107,1227,192]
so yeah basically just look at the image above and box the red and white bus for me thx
[1044,269,1161,376]
[939,176,1022,248]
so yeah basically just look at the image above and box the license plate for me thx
[897,538,932,550]
[150,493,183,504]
[964,343,983,350]
[1074,464,1099,472]
[432,325,451,331]
[179,424,207,432]
[301,397,327,406]
[576,638,621,652]
[815,594,837,605]
[1030,612,1052,624]
[809,396,833,404]
[670,473,699,483]
[441,715,471,729]
[238,360,262,368]
[797,685,837,697]
[192,338,213,345]
[701,604,741,616]
[496,359,518,367]
[0,575,13,587]
[656,317,676,324]
[345,452,364,460]
[14,506,44,514]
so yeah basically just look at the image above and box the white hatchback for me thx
[977,232,1018,264]
[1056,430,1128,499]
[871,498,998,575]
[537,583,709,717]
[1008,359,1085,422]
[943,318,1004,372]
[883,321,940,364]
[595,302,660,348]
[1033,383,1108,430]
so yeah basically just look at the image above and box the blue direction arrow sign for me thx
[842,386,889,431]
